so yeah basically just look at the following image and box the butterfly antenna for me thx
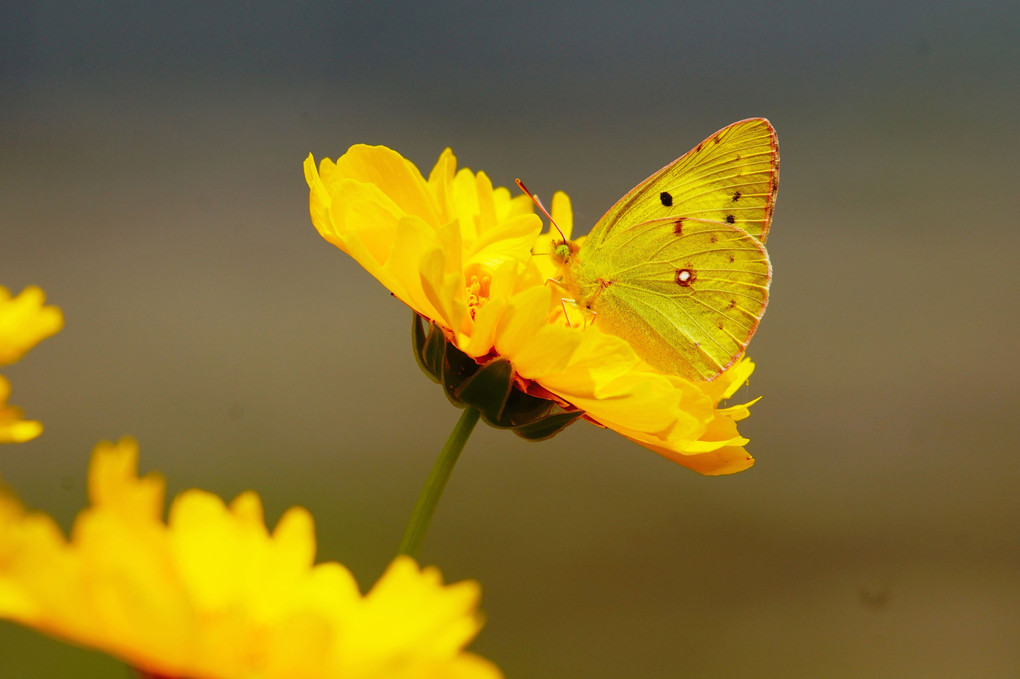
[516,178,568,242]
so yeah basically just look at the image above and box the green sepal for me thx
[411,313,582,440]
[440,338,489,399]
[496,383,573,429]
[511,410,584,440]
[413,313,446,383]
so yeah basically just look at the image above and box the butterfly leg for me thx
[560,297,593,329]
[560,297,576,327]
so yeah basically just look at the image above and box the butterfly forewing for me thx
[588,118,779,247]
[570,217,770,380]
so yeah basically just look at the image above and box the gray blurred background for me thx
[2,2,1018,677]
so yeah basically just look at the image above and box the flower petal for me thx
[0,439,502,678]
[0,286,64,367]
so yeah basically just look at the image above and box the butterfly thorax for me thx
[552,239,608,311]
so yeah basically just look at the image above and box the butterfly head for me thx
[551,239,578,266]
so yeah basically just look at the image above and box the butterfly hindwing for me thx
[567,217,771,380]
[587,118,779,247]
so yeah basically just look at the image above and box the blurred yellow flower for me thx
[305,146,761,474]
[0,438,501,679]
[0,286,63,443]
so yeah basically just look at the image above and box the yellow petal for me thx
[0,377,44,442]
[0,440,502,678]
[0,286,64,367]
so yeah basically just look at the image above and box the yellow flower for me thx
[305,146,761,475]
[0,376,43,443]
[0,286,63,443]
[0,438,501,679]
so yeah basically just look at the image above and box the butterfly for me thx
[528,118,778,381]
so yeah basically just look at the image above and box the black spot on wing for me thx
[660,191,673,207]
[726,214,736,224]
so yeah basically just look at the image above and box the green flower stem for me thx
[398,406,481,559]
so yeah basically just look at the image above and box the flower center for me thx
[466,274,491,320]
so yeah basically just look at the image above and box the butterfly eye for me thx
[553,242,572,264]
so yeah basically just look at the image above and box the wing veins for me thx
[624,293,730,365]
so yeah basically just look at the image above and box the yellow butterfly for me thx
[531,118,778,381]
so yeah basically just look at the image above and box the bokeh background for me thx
[3,2,1019,677]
